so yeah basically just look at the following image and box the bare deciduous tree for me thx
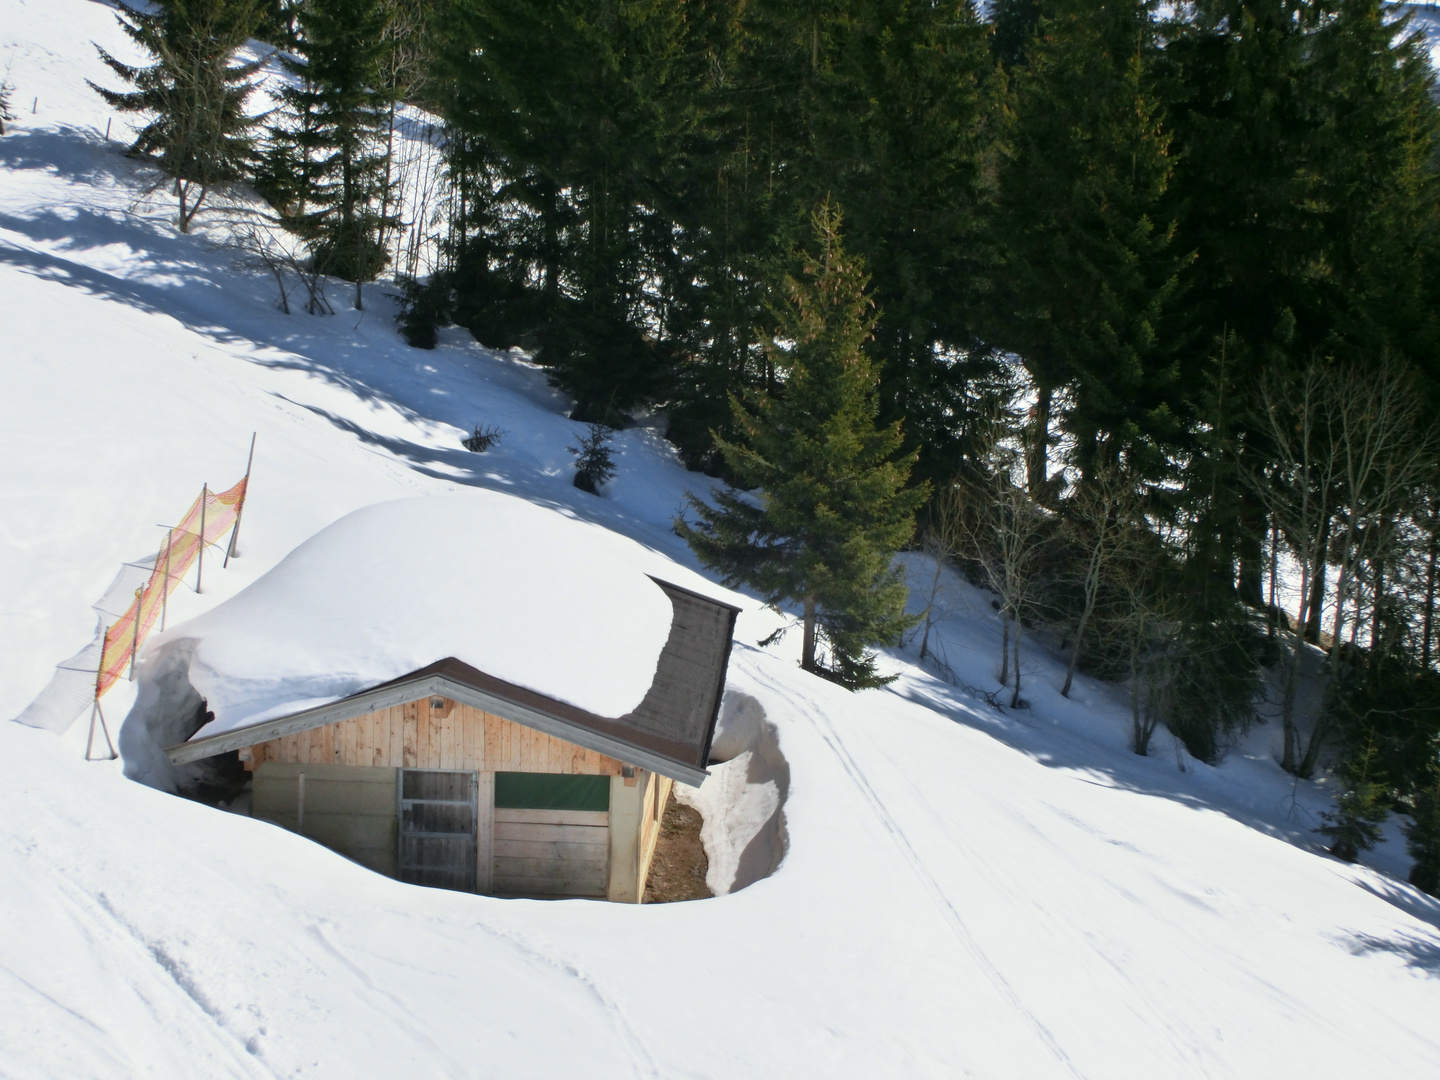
[1250,356,1436,776]
[210,201,334,315]
[1102,552,1181,755]
[954,414,1051,707]
[917,481,966,664]
[1059,463,1147,698]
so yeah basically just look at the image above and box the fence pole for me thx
[86,698,117,761]
[87,656,104,759]
[196,484,208,594]
[225,432,256,568]
[128,586,142,681]
[160,531,171,632]
[85,701,100,760]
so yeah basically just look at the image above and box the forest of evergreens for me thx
[91,0,1440,890]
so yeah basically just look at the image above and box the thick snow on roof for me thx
[168,492,678,738]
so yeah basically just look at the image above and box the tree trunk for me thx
[1370,556,1385,653]
[1305,515,1332,643]
[999,610,1010,686]
[1268,522,1279,641]
[919,558,943,662]
[1062,603,1089,698]
[1236,495,1266,607]
[1296,711,1332,779]
[1131,672,1145,754]
[1027,385,1051,500]
[1328,559,1348,662]
[1009,618,1022,708]
[1424,533,1437,670]
[801,595,817,673]
[1280,649,1300,774]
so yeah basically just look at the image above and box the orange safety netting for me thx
[96,477,248,698]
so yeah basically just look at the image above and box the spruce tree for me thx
[0,73,15,135]
[89,0,263,232]
[270,0,397,307]
[1161,0,1440,601]
[985,0,1189,495]
[437,0,694,421]
[818,0,1001,492]
[990,0,1044,67]
[677,203,926,688]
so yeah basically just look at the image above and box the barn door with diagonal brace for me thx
[398,769,477,891]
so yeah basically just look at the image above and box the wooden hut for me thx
[165,579,738,901]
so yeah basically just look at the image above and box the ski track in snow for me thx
[27,864,277,1079]
[743,660,1087,1080]
[298,920,475,1080]
[475,924,663,1080]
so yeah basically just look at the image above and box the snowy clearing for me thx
[3,2,1440,1077]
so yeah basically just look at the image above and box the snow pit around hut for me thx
[122,491,697,780]
[676,690,790,895]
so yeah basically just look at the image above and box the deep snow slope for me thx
[4,2,1440,1077]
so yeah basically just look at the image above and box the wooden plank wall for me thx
[492,809,610,897]
[638,771,674,898]
[244,698,627,777]
[252,762,397,876]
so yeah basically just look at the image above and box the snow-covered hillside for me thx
[4,2,1440,1077]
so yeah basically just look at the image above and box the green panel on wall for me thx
[494,772,610,811]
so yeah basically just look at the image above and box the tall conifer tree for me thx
[677,204,925,688]
[271,0,397,307]
[986,0,1188,497]
[1164,0,1440,603]
[438,0,695,421]
[90,0,263,232]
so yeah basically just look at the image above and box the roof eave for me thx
[164,671,712,787]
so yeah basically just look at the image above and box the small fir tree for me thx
[677,203,926,689]
[0,72,15,135]
[1318,732,1390,862]
[569,424,617,495]
[89,0,263,232]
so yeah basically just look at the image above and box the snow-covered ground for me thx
[4,2,1440,1077]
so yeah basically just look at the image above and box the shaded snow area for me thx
[4,1,1440,1077]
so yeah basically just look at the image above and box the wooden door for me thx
[491,772,610,897]
[398,769,477,891]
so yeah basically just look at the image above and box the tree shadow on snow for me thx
[1351,876,1440,935]
[1346,930,1440,976]
[888,671,1347,857]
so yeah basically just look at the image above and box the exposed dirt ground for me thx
[643,791,712,903]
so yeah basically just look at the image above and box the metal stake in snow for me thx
[224,432,255,568]
[84,697,117,762]
[160,531,171,632]
[196,483,207,593]
[128,586,141,681]
[87,654,117,761]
